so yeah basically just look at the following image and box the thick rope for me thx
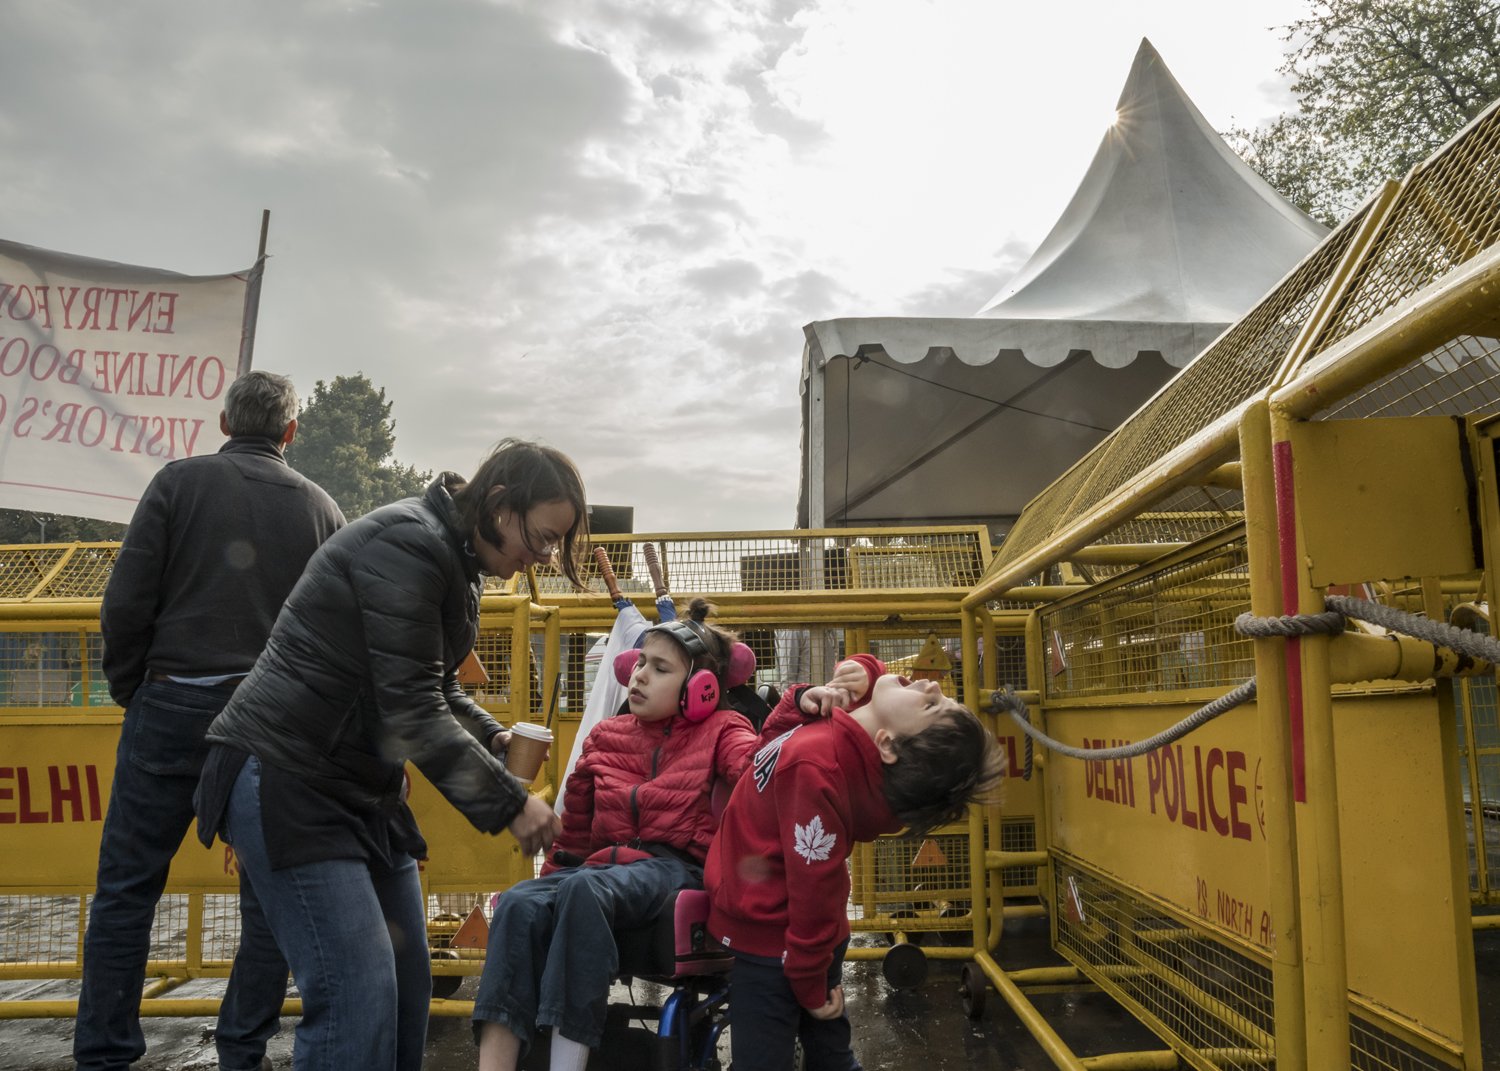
[1238,596,1500,663]
[997,593,1495,767]
[988,680,1258,764]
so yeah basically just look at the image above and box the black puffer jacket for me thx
[205,475,529,835]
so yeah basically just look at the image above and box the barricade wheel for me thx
[431,950,463,999]
[959,962,986,1019]
[881,942,928,988]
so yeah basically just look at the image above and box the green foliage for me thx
[1227,0,1500,225]
[285,374,431,518]
[0,511,125,545]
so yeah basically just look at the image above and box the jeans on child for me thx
[472,856,699,1055]
[728,941,861,1071]
[224,755,431,1071]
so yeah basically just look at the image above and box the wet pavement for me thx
[3,919,1497,1069]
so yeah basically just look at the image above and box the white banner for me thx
[0,239,257,523]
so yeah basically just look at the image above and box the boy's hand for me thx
[808,985,845,1021]
[827,659,870,702]
[799,685,849,718]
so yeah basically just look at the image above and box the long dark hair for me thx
[450,438,589,587]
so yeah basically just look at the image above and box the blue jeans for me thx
[728,942,860,1071]
[224,756,430,1071]
[75,680,288,1071]
[473,857,698,1055]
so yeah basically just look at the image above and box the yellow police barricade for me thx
[0,528,1017,1023]
[953,97,1500,1071]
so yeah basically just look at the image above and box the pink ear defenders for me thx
[612,618,756,722]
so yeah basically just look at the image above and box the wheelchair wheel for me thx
[959,962,987,1019]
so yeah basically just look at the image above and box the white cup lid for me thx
[510,722,553,741]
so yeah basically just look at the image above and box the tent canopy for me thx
[799,39,1326,530]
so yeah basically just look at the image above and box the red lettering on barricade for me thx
[0,764,106,823]
[1140,745,1256,842]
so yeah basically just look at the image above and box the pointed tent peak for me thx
[975,40,1326,326]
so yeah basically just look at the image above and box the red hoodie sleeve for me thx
[775,757,854,1009]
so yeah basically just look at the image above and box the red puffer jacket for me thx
[544,708,757,873]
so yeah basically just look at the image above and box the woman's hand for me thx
[489,729,513,756]
[808,985,845,1021]
[507,794,562,856]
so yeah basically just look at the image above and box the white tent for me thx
[798,39,1326,531]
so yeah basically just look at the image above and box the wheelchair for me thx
[614,885,733,1071]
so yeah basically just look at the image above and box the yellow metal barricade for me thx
[956,92,1500,1071]
[0,527,1015,1020]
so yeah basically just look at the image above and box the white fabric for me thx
[555,606,649,815]
[548,1031,590,1071]
[797,39,1326,529]
[0,238,257,523]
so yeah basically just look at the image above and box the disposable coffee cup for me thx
[505,722,553,783]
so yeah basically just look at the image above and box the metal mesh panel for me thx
[998,816,1037,893]
[992,633,1028,692]
[525,530,988,596]
[0,547,72,599]
[198,894,241,964]
[1091,489,1248,553]
[849,825,973,938]
[992,215,1362,579]
[1453,612,1500,901]
[1313,333,1500,420]
[1041,537,1253,701]
[993,452,1103,568]
[1350,1013,1462,1071]
[1315,101,1500,353]
[0,895,83,966]
[0,630,90,707]
[37,546,120,599]
[0,545,120,600]
[1053,860,1275,1070]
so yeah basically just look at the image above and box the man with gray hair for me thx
[76,370,345,1071]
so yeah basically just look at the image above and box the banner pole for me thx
[237,209,271,375]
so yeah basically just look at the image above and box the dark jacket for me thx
[101,436,345,706]
[205,475,530,837]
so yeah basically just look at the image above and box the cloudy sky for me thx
[2,0,1309,532]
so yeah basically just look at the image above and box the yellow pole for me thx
[1239,398,1306,1071]
[1268,401,1350,1068]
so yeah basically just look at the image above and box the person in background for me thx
[77,370,345,1071]
[196,438,586,1071]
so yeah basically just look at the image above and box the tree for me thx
[1225,0,1500,225]
[285,374,431,518]
[0,510,125,545]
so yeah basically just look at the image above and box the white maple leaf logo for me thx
[793,814,837,863]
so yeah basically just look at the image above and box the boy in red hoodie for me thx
[705,655,1004,1071]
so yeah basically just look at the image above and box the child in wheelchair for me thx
[705,655,1005,1071]
[474,600,758,1071]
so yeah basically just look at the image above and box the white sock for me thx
[549,1029,590,1071]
